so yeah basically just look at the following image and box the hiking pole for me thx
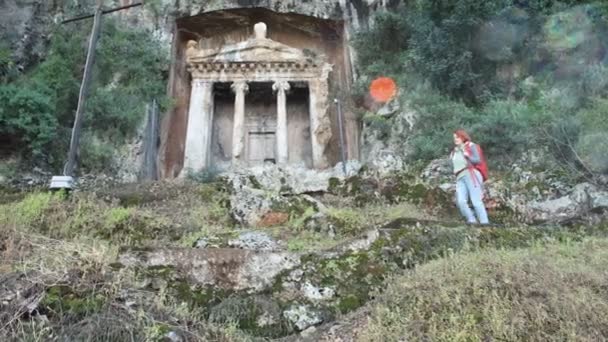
[334,98,347,176]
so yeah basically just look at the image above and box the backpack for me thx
[465,142,489,182]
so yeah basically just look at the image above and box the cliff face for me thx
[1,0,398,90]
[1,0,402,178]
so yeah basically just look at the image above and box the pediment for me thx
[188,38,317,64]
[186,23,322,65]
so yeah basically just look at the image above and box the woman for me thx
[451,129,489,225]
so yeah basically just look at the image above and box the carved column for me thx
[273,80,290,164]
[231,80,249,165]
[308,75,332,169]
[183,79,214,175]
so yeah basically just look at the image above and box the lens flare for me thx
[369,77,397,103]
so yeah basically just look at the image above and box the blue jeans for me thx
[456,169,489,224]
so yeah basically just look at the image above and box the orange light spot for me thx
[369,77,397,103]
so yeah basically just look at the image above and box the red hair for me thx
[454,129,471,142]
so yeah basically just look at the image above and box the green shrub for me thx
[0,41,18,83]
[355,0,608,170]
[327,207,367,236]
[353,10,410,79]
[0,84,58,159]
[362,113,392,141]
[1,18,168,170]
[407,89,476,160]
[79,133,115,173]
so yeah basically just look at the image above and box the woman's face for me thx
[453,134,463,146]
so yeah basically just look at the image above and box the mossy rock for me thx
[209,295,293,338]
[271,195,319,219]
[380,178,456,216]
[139,265,234,313]
[301,251,391,315]
[328,177,342,193]
[376,222,608,268]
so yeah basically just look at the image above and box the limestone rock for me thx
[118,248,300,292]
[365,151,404,177]
[526,195,581,223]
[283,305,324,331]
[525,182,608,223]
[301,282,336,302]
[228,231,281,251]
[226,163,361,227]
[229,186,279,226]
[360,102,416,170]
[300,326,318,339]
[226,162,362,195]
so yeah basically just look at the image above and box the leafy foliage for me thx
[0,84,58,158]
[355,0,608,173]
[0,18,168,171]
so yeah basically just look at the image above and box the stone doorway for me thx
[210,81,312,169]
[247,131,276,165]
[245,82,277,166]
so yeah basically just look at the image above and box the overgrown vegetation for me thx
[360,237,608,341]
[355,1,608,177]
[2,181,608,340]
[0,17,168,172]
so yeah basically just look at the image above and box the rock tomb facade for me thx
[181,22,334,175]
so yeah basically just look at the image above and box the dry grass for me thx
[0,224,254,341]
[359,238,608,342]
[0,186,250,341]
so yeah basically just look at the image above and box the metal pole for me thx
[334,98,347,175]
[63,5,103,177]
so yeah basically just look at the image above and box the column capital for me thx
[192,79,213,88]
[231,80,249,94]
[272,80,291,93]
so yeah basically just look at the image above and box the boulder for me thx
[118,248,300,292]
[301,282,336,302]
[225,163,362,227]
[226,162,362,195]
[283,305,324,331]
[229,187,279,227]
[525,182,608,223]
[366,151,405,177]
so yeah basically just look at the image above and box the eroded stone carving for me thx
[182,22,333,175]
[254,22,268,40]
[186,40,198,58]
